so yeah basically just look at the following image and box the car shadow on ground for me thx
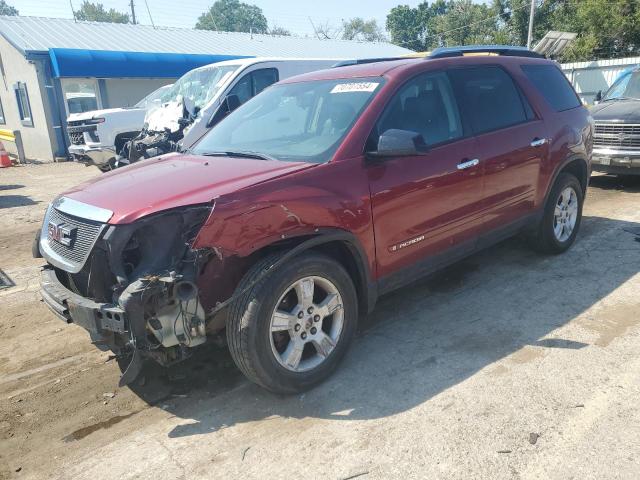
[0,195,39,208]
[0,184,25,191]
[125,215,640,439]
[589,173,640,191]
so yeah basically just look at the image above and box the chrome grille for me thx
[593,123,640,149]
[69,131,85,145]
[46,208,104,269]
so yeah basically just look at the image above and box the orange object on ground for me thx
[0,141,11,168]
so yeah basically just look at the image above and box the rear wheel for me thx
[530,172,583,254]
[227,252,358,394]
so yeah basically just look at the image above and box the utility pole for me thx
[130,0,137,25]
[526,0,536,49]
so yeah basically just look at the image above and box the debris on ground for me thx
[529,432,540,445]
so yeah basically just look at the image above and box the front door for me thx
[366,71,485,290]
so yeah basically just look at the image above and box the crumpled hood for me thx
[68,107,141,122]
[60,153,315,224]
[591,99,640,123]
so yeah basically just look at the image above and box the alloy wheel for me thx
[553,186,578,242]
[269,276,344,372]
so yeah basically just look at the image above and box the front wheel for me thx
[530,172,583,254]
[226,252,358,394]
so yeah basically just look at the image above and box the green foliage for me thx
[341,18,386,42]
[196,0,268,34]
[74,1,130,23]
[386,0,640,61]
[0,0,18,16]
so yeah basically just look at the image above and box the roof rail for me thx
[332,57,408,68]
[428,45,544,59]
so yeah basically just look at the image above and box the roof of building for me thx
[0,16,412,58]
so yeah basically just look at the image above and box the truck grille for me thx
[593,123,640,149]
[69,132,85,145]
[46,208,104,269]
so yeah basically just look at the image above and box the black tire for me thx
[227,252,358,394]
[530,172,583,254]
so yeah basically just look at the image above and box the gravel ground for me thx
[1,162,639,480]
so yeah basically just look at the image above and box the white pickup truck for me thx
[66,84,171,171]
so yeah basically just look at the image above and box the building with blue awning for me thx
[0,16,411,161]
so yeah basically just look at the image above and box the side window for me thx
[375,71,463,146]
[229,74,252,104]
[252,68,279,96]
[521,64,581,111]
[14,82,34,127]
[449,66,529,135]
[229,68,279,106]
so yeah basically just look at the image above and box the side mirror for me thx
[594,90,602,104]
[207,94,242,128]
[367,129,428,160]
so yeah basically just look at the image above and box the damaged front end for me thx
[116,99,198,167]
[38,197,214,385]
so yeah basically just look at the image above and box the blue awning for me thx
[49,48,252,78]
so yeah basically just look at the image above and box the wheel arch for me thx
[544,155,589,206]
[246,229,377,315]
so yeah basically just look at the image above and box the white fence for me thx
[561,56,640,104]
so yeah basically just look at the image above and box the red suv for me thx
[37,47,592,393]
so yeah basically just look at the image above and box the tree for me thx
[386,0,492,51]
[0,0,18,16]
[196,0,268,34]
[555,0,640,61]
[270,26,291,36]
[74,1,129,23]
[342,18,386,42]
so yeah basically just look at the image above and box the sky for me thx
[15,0,486,37]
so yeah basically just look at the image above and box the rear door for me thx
[448,66,548,233]
[367,71,486,288]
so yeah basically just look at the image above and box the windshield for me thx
[159,64,240,110]
[135,84,172,109]
[603,70,640,101]
[193,78,383,163]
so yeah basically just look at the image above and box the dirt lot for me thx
[1,162,639,480]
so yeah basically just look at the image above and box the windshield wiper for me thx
[197,150,277,161]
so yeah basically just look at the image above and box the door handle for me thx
[531,138,547,147]
[457,158,480,170]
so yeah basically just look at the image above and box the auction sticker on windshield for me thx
[331,82,380,94]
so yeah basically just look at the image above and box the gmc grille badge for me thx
[48,221,76,247]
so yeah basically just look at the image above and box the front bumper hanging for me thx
[40,267,127,336]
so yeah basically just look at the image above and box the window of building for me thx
[60,78,101,116]
[522,65,582,111]
[0,98,5,125]
[14,82,33,127]
[448,66,531,135]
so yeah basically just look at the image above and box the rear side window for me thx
[522,64,581,111]
[449,66,530,135]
